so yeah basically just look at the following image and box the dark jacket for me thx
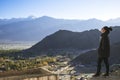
[98,32,110,58]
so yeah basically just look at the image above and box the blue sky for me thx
[0,0,120,20]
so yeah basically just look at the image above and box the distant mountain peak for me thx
[87,18,103,22]
[40,16,55,19]
[35,16,56,21]
[27,15,36,19]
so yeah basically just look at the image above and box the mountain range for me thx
[71,42,120,66]
[1,16,120,41]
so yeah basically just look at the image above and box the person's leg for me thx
[93,57,103,77]
[96,57,103,74]
[103,57,109,76]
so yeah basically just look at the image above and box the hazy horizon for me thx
[1,15,120,22]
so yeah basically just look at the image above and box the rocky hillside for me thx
[71,42,120,66]
[23,26,120,57]
[23,29,100,57]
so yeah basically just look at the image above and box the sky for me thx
[0,0,120,20]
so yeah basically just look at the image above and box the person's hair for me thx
[103,26,112,34]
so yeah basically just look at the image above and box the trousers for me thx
[96,57,109,74]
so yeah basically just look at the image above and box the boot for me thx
[92,73,101,77]
[102,73,109,76]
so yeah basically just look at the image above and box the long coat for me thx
[98,32,110,58]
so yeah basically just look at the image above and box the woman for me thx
[93,26,112,77]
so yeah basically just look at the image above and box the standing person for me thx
[93,26,112,77]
